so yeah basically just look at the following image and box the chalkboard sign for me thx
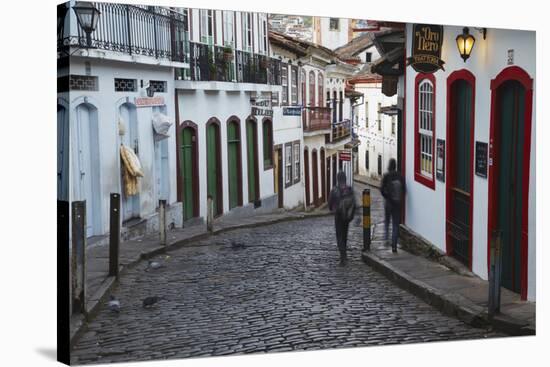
[475,142,488,178]
[436,139,445,182]
[408,24,445,73]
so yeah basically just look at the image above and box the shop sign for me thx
[251,98,273,117]
[283,106,302,116]
[408,24,445,73]
[339,151,352,161]
[135,96,165,107]
[436,139,445,182]
[475,141,488,178]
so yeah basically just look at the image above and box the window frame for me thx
[291,65,298,106]
[414,73,436,189]
[281,63,289,106]
[284,142,293,187]
[377,102,382,131]
[329,18,339,31]
[223,10,234,47]
[364,100,369,127]
[199,9,214,45]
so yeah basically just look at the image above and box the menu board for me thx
[436,139,445,182]
[475,141,488,178]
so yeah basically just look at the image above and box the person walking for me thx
[380,158,406,253]
[328,171,356,266]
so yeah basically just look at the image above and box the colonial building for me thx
[174,9,283,222]
[400,24,536,301]
[58,2,186,244]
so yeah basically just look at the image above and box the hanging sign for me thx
[408,24,445,73]
[283,106,302,116]
[475,141,488,178]
[436,139,445,182]
[339,151,352,161]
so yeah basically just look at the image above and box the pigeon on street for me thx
[230,240,245,249]
[108,295,120,313]
[142,296,165,308]
[145,260,164,271]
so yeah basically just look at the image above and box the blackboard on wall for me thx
[475,141,488,178]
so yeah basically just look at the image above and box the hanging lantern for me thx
[456,27,476,62]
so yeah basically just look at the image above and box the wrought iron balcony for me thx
[58,3,188,63]
[303,107,331,133]
[188,43,282,85]
[329,119,352,143]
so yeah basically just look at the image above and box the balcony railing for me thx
[188,43,281,85]
[303,107,331,132]
[58,3,188,63]
[330,119,352,143]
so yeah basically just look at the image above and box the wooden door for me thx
[304,148,310,206]
[320,149,326,203]
[57,104,69,201]
[207,122,222,216]
[446,78,474,267]
[326,156,331,197]
[332,154,337,187]
[246,119,259,203]
[275,147,284,208]
[180,127,196,220]
[312,150,319,206]
[227,121,242,209]
[496,80,526,293]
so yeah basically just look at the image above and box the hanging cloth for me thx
[120,145,144,196]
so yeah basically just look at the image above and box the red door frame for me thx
[445,69,476,270]
[487,66,533,300]
[320,148,326,203]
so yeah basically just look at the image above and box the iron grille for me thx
[114,78,137,92]
[149,80,167,93]
[69,75,99,91]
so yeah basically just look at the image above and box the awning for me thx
[379,105,400,116]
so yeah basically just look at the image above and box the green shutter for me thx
[180,128,194,220]
[227,122,239,209]
[247,121,257,202]
[207,124,218,215]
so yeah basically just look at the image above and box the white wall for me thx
[68,58,177,237]
[319,17,350,50]
[356,82,398,179]
[404,24,536,300]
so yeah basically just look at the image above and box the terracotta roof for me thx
[269,31,336,58]
[348,64,382,84]
[333,32,376,60]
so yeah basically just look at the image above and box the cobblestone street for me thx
[71,184,503,364]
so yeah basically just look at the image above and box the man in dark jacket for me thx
[380,159,406,253]
[328,171,356,266]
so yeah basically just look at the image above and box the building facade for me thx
[402,24,536,301]
[58,2,186,244]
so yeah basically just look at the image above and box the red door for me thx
[304,147,310,207]
[312,149,319,207]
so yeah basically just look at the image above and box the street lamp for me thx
[456,27,475,62]
[73,1,101,48]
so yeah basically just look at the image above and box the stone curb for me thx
[70,210,333,348]
[361,250,535,335]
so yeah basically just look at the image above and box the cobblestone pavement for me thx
[71,184,504,364]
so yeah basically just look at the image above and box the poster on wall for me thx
[436,139,445,182]
[475,141,488,178]
[408,24,445,73]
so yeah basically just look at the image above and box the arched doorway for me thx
[488,66,534,299]
[178,121,199,220]
[206,118,223,216]
[73,102,101,236]
[246,117,260,203]
[227,117,243,209]
[312,149,319,207]
[446,70,475,269]
[119,102,140,222]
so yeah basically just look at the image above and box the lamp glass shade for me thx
[73,2,101,33]
[456,28,476,61]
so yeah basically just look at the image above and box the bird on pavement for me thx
[230,240,245,249]
[108,295,120,313]
[142,296,165,308]
[145,260,164,272]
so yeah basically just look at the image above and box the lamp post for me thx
[73,1,101,48]
[456,27,476,62]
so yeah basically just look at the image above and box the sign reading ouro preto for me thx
[408,24,445,73]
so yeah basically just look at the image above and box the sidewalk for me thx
[70,206,332,347]
[354,176,536,336]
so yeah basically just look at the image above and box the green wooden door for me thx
[227,122,240,209]
[180,128,194,220]
[448,80,472,266]
[498,80,525,293]
[207,124,220,215]
[246,120,257,202]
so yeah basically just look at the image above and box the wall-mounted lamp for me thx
[73,1,101,48]
[456,27,476,62]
